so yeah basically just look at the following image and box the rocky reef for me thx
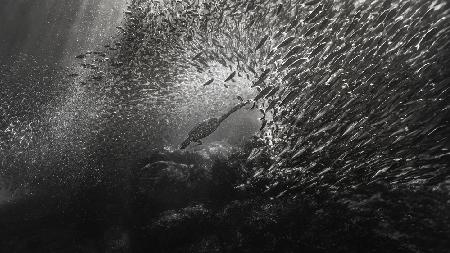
[1,140,449,252]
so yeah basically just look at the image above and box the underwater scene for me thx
[1,0,449,252]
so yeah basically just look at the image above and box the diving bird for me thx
[180,118,221,149]
[180,101,248,149]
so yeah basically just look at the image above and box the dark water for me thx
[0,0,125,65]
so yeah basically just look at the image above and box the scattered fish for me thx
[224,71,236,82]
[202,78,214,86]
[255,35,269,51]
[252,68,271,87]
[277,36,296,49]
[255,86,274,101]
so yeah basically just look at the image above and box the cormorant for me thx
[180,101,248,149]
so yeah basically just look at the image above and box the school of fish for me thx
[74,0,450,194]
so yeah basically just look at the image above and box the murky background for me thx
[0,0,126,65]
[1,0,128,202]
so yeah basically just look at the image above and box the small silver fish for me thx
[255,35,269,51]
[203,78,214,86]
[224,71,236,82]
[277,36,296,49]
